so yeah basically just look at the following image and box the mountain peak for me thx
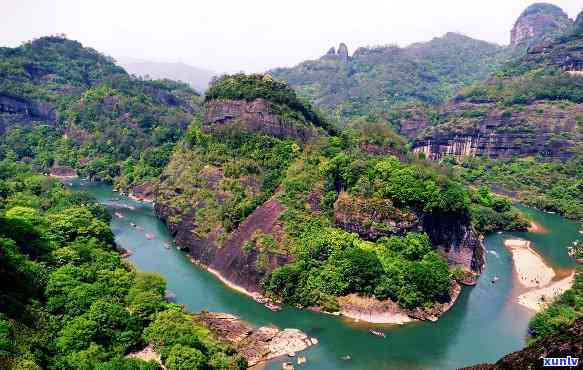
[510,2,573,47]
[322,43,349,61]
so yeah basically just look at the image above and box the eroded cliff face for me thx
[334,192,484,274]
[412,100,583,160]
[156,194,291,293]
[0,93,57,129]
[460,318,583,370]
[204,98,317,141]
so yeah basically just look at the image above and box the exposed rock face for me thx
[322,43,350,62]
[333,192,484,273]
[397,106,430,140]
[460,317,583,370]
[422,213,484,273]
[204,99,316,141]
[334,192,420,240]
[0,93,57,128]
[337,43,349,62]
[49,163,76,178]
[198,312,315,367]
[156,195,291,293]
[576,10,583,32]
[510,3,573,47]
[129,181,157,202]
[339,281,462,324]
[413,100,583,160]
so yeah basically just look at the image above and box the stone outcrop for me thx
[204,99,316,141]
[412,100,583,160]
[333,192,484,274]
[0,93,57,128]
[334,192,420,240]
[198,312,316,367]
[510,3,573,47]
[397,106,430,141]
[339,281,462,324]
[129,181,157,202]
[460,317,583,369]
[337,43,349,62]
[323,43,350,62]
[156,194,291,293]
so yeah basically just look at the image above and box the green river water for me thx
[69,180,580,370]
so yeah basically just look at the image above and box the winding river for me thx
[69,180,580,370]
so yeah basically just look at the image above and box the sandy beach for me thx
[517,273,575,311]
[504,238,574,312]
[503,239,554,288]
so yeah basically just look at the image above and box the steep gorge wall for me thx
[204,98,317,141]
[411,100,582,160]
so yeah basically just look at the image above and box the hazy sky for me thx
[1,0,581,73]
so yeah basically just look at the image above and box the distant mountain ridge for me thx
[271,32,506,123]
[118,58,215,93]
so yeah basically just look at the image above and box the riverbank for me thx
[504,239,554,288]
[517,273,575,311]
[504,238,575,312]
[198,312,316,367]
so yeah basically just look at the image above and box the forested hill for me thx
[407,9,583,220]
[270,32,506,123]
[0,161,246,369]
[0,36,201,190]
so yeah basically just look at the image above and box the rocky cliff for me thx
[0,93,57,129]
[204,98,317,141]
[334,192,484,273]
[412,21,583,160]
[510,3,573,47]
[412,100,582,160]
[460,317,583,369]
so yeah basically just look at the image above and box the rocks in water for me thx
[198,312,315,367]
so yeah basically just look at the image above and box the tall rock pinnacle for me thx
[510,3,573,47]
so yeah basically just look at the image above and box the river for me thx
[68,180,580,370]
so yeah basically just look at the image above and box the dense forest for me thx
[0,160,245,369]
[0,36,201,190]
[0,3,582,369]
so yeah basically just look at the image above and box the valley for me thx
[0,1,582,369]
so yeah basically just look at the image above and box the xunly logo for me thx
[543,356,579,367]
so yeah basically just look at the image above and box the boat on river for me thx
[146,233,155,240]
[369,329,386,338]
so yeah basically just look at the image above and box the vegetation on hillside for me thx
[528,267,582,341]
[257,134,524,310]
[457,154,583,220]
[271,33,506,123]
[0,36,201,190]
[0,160,245,370]
[205,73,333,133]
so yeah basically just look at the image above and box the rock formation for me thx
[510,3,573,47]
[337,43,349,62]
[460,317,583,369]
[198,312,316,367]
[204,98,317,141]
[322,43,350,62]
[412,100,583,160]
